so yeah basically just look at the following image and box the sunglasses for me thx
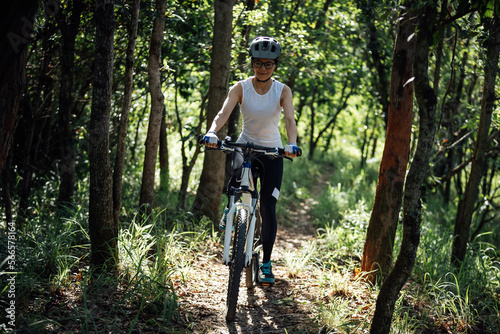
[252,60,276,70]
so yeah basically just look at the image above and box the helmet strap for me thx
[256,76,272,83]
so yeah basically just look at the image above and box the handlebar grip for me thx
[278,147,302,158]
[198,134,222,148]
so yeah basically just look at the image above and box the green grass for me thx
[3,197,216,332]
[283,243,316,278]
[283,144,500,333]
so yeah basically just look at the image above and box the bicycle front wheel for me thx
[225,208,248,322]
[245,204,261,289]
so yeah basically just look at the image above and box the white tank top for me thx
[237,77,285,148]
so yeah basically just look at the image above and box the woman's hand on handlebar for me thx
[284,143,301,158]
[203,131,219,148]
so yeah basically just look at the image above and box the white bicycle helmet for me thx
[248,36,282,60]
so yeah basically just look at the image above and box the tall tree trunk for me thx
[139,0,167,217]
[232,0,255,94]
[89,0,117,271]
[2,152,13,225]
[361,2,416,283]
[33,21,56,173]
[307,88,317,159]
[16,104,36,222]
[451,14,500,266]
[16,20,55,220]
[356,0,390,126]
[0,0,39,173]
[33,20,56,178]
[370,2,437,332]
[56,0,84,205]
[159,109,169,192]
[224,0,255,188]
[192,0,234,222]
[113,0,141,225]
[131,94,148,162]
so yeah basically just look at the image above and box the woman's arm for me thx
[208,83,243,133]
[281,85,298,144]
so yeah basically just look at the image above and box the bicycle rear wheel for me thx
[225,208,247,322]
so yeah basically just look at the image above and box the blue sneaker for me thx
[219,208,229,231]
[259,260,275,284]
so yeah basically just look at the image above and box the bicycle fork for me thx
[222,162,259,268]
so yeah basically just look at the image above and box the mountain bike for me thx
[199,137,301,322]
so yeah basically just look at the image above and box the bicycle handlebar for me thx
[198,135,302,159]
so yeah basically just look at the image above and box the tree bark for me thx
[139,0,167,217]
[16,18,59,220]
[451,14,500,266]
[192,0,234,222]
[356,0,390,126]
[56,0,84,205]
[159,109,169,192]
[225,0,255,188]
[361,3,415,283]
[89,0,117,271]
[307,88,317,159]
[113,0,141,225]
[16,110,37,224]
[131,94,148,162]
[0,0,39,173]
[370,2,437,332]
[2,152,13,225]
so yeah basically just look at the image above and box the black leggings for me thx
[226,151,283,263]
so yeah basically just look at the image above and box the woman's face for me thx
[252,58,276,81]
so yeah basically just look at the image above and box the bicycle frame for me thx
[198,136,299,266]
[222,159,259,268]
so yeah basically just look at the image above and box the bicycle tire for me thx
[245,252,260,288]
[225,208,247,322]
[245,204,261,288]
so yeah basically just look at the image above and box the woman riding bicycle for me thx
[204,36,299,284]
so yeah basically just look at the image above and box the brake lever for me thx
[198,134,205,145]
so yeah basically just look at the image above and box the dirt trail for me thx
[177,181,330,333]
[177,225,320,333]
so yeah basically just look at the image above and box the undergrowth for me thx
[1,197,215,332]
[1,143,499,333]
[281,146,500,333]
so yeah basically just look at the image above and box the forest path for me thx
[176,168,334,333]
